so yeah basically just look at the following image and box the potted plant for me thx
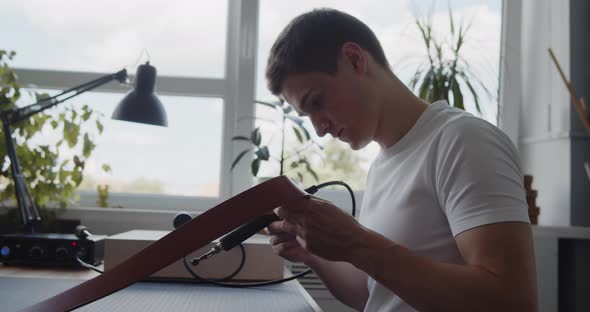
[231,98,321,184]
[408,7,491,113]
[0,50,109,231]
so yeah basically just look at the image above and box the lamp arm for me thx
[1,114,39,231]
[7,69,127,124]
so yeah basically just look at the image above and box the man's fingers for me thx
[274,206,286,219]
[272,241,299,255]
[267,221,284,235]
[280,219,301,236]
[274,196,312,218]
[269,232,295,246]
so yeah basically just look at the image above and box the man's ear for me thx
[341,42,366,74]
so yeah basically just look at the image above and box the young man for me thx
[264,9,538,312]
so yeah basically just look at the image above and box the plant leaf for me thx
[451,76,464,110]
[298,124,311,141]
[231,136,250,142]
[449,5,455,36]
[409,67,425,90]
[63,121,80,148]
[231,149,251,171]
[250,128,261,146]
[297,172,303,183]
[82,133,96,158]
[101,164,112,173]
[81,106,92,121]
[460,73,481,113]
[255,146,270,161]
[251,158,261,176]
[292,127,303,143]
[418,69,434,100]
[307,166,319,182]
[283,105,293,114]
[255,100,280,110]
[96,120,104,134]
[285,115,304,126]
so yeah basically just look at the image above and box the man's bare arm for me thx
[304,256,369,311]
[349,221,538,312]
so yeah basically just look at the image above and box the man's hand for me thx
[267,219,313,263]
[267,197,372,311]
[272,195,374,263]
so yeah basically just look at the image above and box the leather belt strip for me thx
[21,176,306,312]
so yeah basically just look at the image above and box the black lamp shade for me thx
[112,63,168,127]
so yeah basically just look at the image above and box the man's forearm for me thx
[348,231,537,312]
[304,255,369,311]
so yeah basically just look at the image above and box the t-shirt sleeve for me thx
[435,117,530,237]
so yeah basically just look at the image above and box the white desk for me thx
[0,264,322,312]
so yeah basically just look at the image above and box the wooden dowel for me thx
[548,48,590,137]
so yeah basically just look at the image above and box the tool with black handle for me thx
[191,186,318,265]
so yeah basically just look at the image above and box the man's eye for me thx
[311,99,321,111]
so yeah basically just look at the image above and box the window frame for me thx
[497,0,521,146]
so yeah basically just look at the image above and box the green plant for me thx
[314,139,368,190]
[408,7,490,112]
[231,99,321,183]
[0,50,108,212]
[96,184,109,208]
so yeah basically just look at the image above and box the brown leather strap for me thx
[21,176,306,312]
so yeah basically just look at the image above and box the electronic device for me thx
[104,230,283,281]
[0,232,106,267]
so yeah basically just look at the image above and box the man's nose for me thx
[312,117,330,137]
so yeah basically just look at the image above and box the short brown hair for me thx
[265,8,390,95]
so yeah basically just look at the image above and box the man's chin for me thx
[346,138,370,151]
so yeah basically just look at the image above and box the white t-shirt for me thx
[358,100,530,312]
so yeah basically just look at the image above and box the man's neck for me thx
[373,74,428,150]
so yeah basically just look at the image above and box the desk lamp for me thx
[1,62,168,234]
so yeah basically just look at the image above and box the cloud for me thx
[4,0,228,77]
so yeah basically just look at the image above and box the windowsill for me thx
[60,207,187,235]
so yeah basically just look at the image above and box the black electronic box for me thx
[0,233,105,267]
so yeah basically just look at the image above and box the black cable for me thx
[75,244,246,282]
[182,180,355,288]
[182,256,311,288]
[76,256,103,274]
[316,180,356,217]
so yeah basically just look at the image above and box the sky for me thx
[1,0,502,197]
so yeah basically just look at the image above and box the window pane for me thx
[4,0,227,78]
[18,90,223,197]
[256,0,502,189]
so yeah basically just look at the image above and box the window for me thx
[18,90,223,198]
[3,0,248,212]
[4,0,228,78]
[256,0,503,189]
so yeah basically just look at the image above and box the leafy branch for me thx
[408,6,491,112]
[231,99,321,183]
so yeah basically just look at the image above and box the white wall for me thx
[519,0,572,226]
